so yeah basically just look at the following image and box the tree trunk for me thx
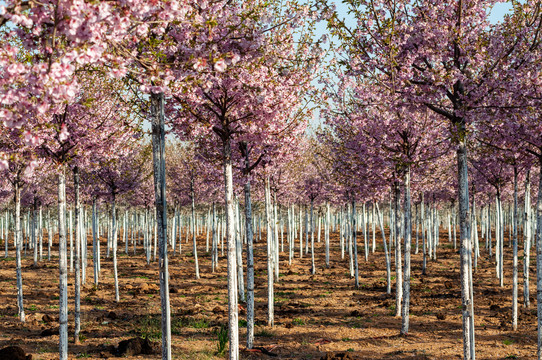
[352,198,359,288]
[401,167,412,335]
[457,127,474,360]
[524,170,531,308]
[190,173,200,279]
[14,180,24,323]
[394,182,403,317]
[536,155,542,360]
[244,156,255,349]
[265,177,274,328]
[422,197,427,275]
[212,203,217,272]
[326,202,330,267]
[32,199,37,266]
[310,197,316,275]
[92,198,99,286]
[222,136,239,360]
[58,166,68,360]
[236,197,245,301]
[150,92,172,360]
[513,167,518,331]
[73,166,82,344]
[111,193,119,303]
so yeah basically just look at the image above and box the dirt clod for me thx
[320,352,352,360]
[42,314,54,323]
[0,346,32,360]
[490,304,500,311]
[115,337,156,356]
[350,310,363,317]
[40,328,57,337]
[107,311,117,320]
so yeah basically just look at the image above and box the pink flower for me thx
[214,59,227,72]
[0,159,8,171]
[109,67,127,78]
[59,124,69,142]
[23,131,39,147]
[193,58,207,72]
[23,160,39,178]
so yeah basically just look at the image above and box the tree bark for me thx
[58,166,68,360]
[401,167,412,335]
[150,92,172,360]
[222,136,239,360]
[457,125,474,360]
[111,193,119,303]
[244,156,255,349]
[92,198,99,286]
[190,173,200,279]
[394,182,403,317]
[524,170,531,308]
[73,166,82,343]
[265,177,274,328]
[310,197,316,275]
[352,197,359,288]
[14,180,24,323]
[512,167,518,331]
[536,156,542,360]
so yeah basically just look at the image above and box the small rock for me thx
[0,346,32,360]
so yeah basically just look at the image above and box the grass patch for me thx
[255,328,274,338]
[503,339,515,346]
[216,324,228,356]
[171,316,210,334]
[138,315,161,340]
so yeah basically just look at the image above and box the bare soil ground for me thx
[0,229,537,359]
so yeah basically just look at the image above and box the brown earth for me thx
[0,228,536,359]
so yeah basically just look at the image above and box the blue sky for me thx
[329,1,513,24]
